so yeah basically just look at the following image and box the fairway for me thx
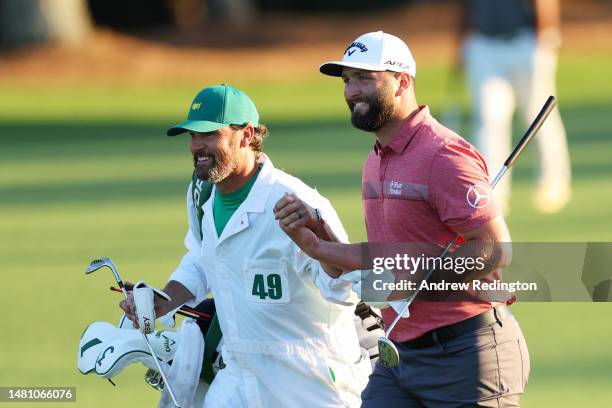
[1,50,611,407]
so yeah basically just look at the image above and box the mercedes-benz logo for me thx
[466,184,491,209]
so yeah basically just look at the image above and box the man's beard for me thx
[348,88,396,132]
[194,139,240,183]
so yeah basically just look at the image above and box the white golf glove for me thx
[341,270,410,318]
[132,281,171,335]
[340,269,392,310]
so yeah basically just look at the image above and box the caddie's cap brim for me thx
[166,120,227,136]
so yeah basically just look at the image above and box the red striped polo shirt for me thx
[363,105,504,342]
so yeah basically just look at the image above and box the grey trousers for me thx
[361,314,530,408]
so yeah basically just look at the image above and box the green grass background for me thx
[1,50,611,407]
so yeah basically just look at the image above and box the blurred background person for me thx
[458,0,572,214]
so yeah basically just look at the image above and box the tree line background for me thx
[0,0,423,49]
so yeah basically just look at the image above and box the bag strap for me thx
[191,172,214,240]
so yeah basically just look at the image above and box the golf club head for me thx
[85,257,128,298]
[145,368,165,392]
[85,257,115,275]
[378,337,400,368]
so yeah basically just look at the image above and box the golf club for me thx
[86,257,128,296]
[86,258,182,407]
[109,286,212,320]
[377,95,559,368]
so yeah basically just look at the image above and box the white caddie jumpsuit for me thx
[169,157,371,408]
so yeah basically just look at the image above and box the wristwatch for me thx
[314,208,325,226]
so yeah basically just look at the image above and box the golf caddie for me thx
[117,84,371,406]
[276,31,531,407]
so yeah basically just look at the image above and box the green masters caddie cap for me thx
[166,84,259,136]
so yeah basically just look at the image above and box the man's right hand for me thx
[278,221,324,261]
[119,280,196,329]
[119,291,139,328]
[118,289,167,330]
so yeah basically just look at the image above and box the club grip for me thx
[505,95,557,168]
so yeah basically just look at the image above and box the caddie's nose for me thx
[190,132,211,152]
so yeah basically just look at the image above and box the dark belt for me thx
[477,28,533,41]
[400,305,512,349]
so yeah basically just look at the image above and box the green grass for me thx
[1,50,612,407]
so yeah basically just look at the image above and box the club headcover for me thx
[133,281,171,335]
[78,322,122,375]
[78,320,181,379]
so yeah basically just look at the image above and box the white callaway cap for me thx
[320,31,416,78]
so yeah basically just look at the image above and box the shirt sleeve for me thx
[428,141,501,234]
[168,183,210,307]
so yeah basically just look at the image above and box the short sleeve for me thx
[428,141,501,233]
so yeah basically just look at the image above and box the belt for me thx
[400,305,512,349]
[478,28,533,41]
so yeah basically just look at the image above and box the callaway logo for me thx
[162,334,176,353]
[191,102,202,110]
[466,184,492,209]
[344,41,368,57]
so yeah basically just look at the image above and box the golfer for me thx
[276,31,530,407]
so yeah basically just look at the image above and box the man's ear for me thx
[240,124,255,148]
[394,72,411,96]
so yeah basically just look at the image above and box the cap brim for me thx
[166,120,227,136]
[319,61,386,77]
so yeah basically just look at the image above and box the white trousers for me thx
[201,348,369,408]
[464,31,571,209]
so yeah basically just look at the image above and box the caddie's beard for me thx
[193,139,240,183]
[348,87,396,132]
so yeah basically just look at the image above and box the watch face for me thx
[315,208,324,224]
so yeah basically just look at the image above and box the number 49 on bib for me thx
[245,261,290,304]
[252,273,282,300]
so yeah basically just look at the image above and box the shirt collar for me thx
[374,105,431,156]
[233,153,274,214]
[208,154,274,216]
